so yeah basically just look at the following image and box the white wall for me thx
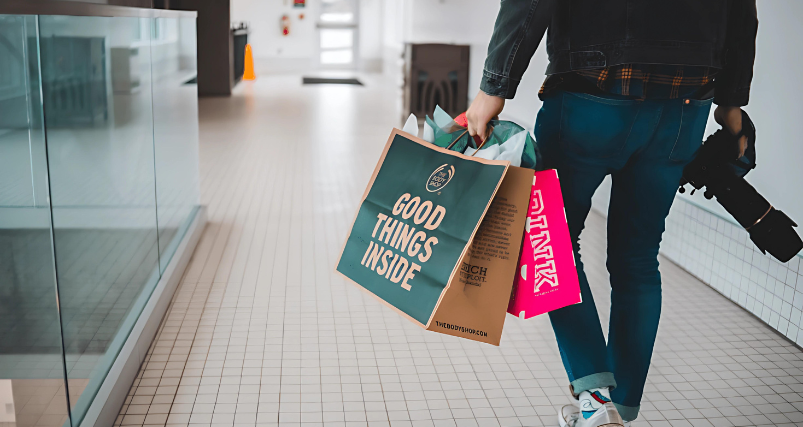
[498,43,550,130]
[230,0,385,73]
[679,0,803,226]
[230,0,318,72]
[358,0,383,71]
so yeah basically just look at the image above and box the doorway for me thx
[316,0,359,69]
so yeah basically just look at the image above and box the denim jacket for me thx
[480,0,758,106]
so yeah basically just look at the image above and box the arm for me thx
[468,0,554,139]
[480,0,555,99]
[714,0,758,157]
[714,0,758,107]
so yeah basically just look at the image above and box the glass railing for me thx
[0,12,199,427]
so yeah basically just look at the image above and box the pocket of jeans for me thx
[559,92,642,158]
[669,98,713,162]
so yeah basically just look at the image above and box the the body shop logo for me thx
[426,164,455,192]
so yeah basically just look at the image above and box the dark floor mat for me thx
[302,77,364,86]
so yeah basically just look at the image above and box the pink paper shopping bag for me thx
[507,169,582,319]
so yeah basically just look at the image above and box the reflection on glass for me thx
[1,12,200,427]
[38,15,160,426]
[152,17,200,271]
[0,14,72,427]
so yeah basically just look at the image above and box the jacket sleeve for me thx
[715,0,758,106]
[480,0,555,99]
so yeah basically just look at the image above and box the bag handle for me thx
[447,126,493,155]
[445,130,467,150]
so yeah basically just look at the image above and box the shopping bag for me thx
[336,128,533,345]
[413,107,580,319]
[507,169,582,318]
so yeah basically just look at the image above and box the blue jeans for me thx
[534,91,713,422]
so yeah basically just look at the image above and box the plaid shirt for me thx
[541,64,717,100]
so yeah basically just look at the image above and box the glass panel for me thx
[320,49,353,65]
[37,15,160,426]
[319,29,353,49]
[0,14,72,427]
[152,16,200,272]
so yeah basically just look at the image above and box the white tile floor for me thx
[0,379,86,427]
[116,75,803,427]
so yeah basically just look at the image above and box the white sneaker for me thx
[558,388,623,427]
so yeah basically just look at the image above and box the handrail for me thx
[0,0,196,18]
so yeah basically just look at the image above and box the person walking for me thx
[466,1,758,426]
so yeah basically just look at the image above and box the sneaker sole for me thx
[558,418,622,427]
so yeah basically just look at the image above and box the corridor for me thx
[114,76,803,427]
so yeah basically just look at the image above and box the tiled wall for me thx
[591,180,803,347]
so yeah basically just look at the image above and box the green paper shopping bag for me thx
[336,129,532,345]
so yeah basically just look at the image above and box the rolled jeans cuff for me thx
[570,372,617,395]
[613,402,640,422]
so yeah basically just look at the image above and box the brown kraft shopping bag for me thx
[336,129,533,345]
